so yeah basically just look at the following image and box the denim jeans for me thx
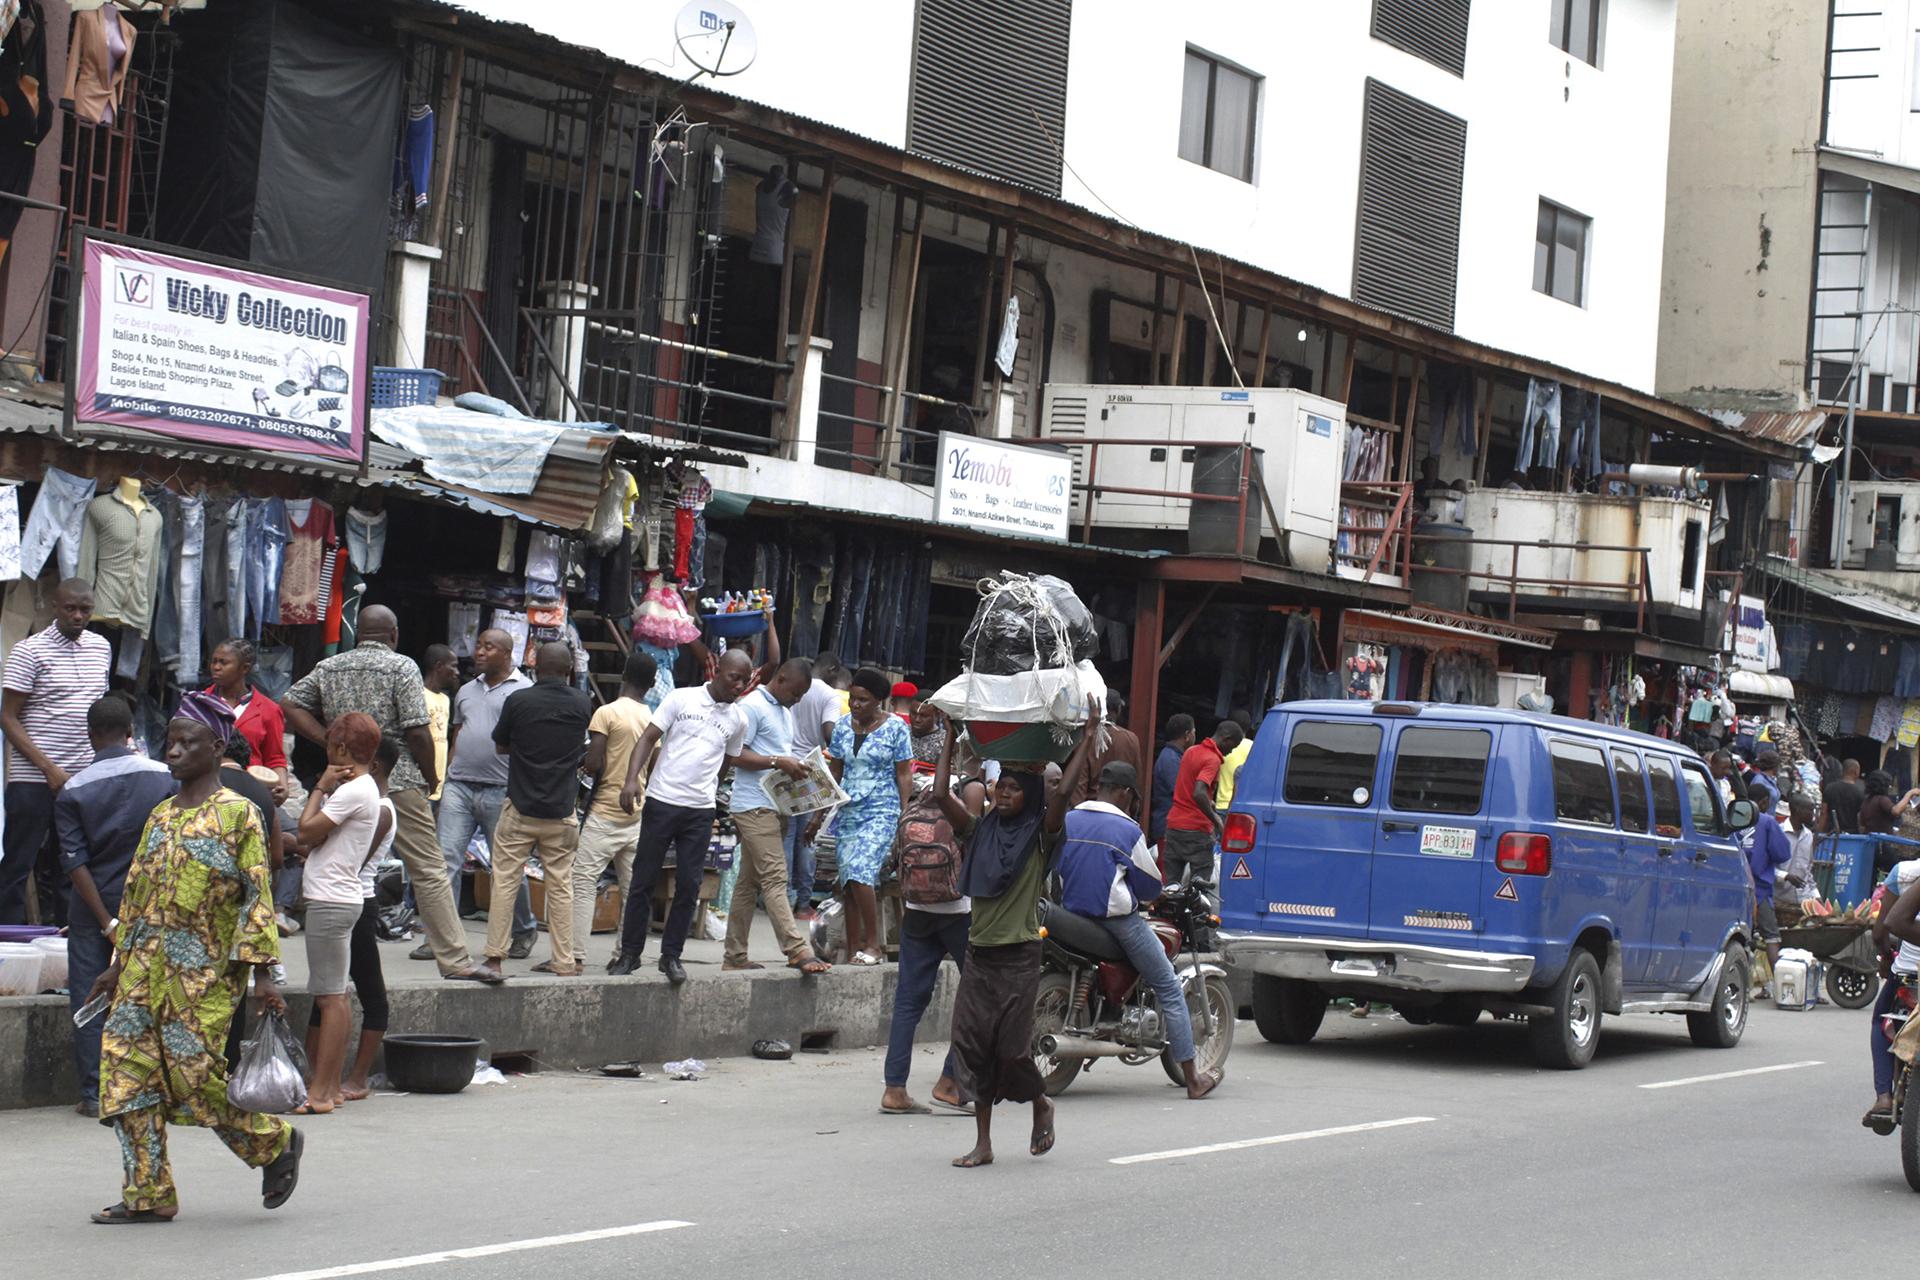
[202,498,231,647]
[0,780,55,924]
[170,494,204,684]
[838,538,873,663]
[1517,378,1561,472]
[785,815,817,910]
[617,798,715,961]
[19,466,95,580]
[884,909,969,1089]
[1871,974,1913,1095]
[222,498,249,643]
[345,506,387,576]
[1427,363,1477,456]
[437,779,534,937]
[1101,910,1196,1064]
[67,915,116,1104]
[248,498,288,632]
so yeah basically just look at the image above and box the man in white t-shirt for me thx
[1866,859,1920,1130]
[609,650,752,983]
[785,653,848,917]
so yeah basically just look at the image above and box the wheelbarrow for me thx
[1780,920,1881,1009]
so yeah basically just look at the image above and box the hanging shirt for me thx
[279,498,336,625]
[77,490,163,634]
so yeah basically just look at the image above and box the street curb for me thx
[0,964,958,1111]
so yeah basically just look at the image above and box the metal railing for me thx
[814,369,985,480]
[1043,437,1277,559]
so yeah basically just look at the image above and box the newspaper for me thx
[766,747,849,818]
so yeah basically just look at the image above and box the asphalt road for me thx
[0,996,1905,1279]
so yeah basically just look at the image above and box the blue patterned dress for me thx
[828,713,913,887]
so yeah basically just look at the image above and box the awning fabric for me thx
[1728,669,1794,702]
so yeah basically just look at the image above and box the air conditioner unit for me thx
[1040,385,1347,571]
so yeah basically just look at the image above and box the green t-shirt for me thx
[958,815,1058,947]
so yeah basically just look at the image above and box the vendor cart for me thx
[1780,920,1881,1009]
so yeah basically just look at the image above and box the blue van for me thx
[1217,701,1759,1068]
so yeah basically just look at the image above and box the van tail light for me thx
[1496,833,1552,876]
[1221,812,1258,855]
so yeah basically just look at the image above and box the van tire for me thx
[1528,949,1603,1069]
[1252,976,1327,1045]
[1686,943,1750,1049]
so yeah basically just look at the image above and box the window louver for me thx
[907,0,1071,195]
[1370,0,1471,77]
[1352,78,1467,333]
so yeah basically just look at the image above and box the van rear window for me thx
[1549,740,1615,826]
[1283,721,1382,807]
[1389,727,1491,815]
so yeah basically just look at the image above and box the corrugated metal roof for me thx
[1735,410,1830,447]
[1759,555,1920,629]
[404,426,618,532]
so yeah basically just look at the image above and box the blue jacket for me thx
[1057,801,1162,918]
[1741,813,1792,902]
[1149,744,1182,843]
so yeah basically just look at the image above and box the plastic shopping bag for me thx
[227,1011,310,1114]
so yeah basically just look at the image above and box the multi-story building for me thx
[1660,0,1920,771]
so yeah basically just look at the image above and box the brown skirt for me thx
[949,940,1046,1106]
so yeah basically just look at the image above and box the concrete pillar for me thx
[388,242,442,369]
[991,384,1018,439]
[785,335,832,466]
[538,280,598,422]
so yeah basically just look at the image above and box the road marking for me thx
[246,1221,695,1280]
[1109,1116,1436,1165]
[1637,1060,1824,1091]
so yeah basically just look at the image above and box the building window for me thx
[1549,0,1604,66]
[1370,0,1471,77]
[1533,199,1589,306]
[1178,48,1259,182]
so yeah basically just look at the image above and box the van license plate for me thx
[1418,825,1477,859]
[1330,958,1384,978]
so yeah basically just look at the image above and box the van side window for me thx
[1612,751,1649,834]
[1283,721,1383,807]
[1679,760,1725,836]
[1390,727,1492,815]
[1549,740,1615,826]
[1647,757,1684,838]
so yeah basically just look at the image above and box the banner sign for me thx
[74,239,370,462]
[933,431,1072,543]
[1732,593,1772,669]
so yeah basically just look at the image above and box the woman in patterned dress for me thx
[808,667,911,964]
[85,691,303,1224]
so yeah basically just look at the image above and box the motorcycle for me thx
[1870,975,1920,1191]
[1030,876,1234,1095]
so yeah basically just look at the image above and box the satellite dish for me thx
[674,1,758,78]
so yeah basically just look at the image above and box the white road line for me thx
[1110,1116,1437,1165]
[1637,1060,1825,1091]
[246,1221,695,1280]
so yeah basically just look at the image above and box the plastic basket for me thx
[702,611,768,639]
[371,366,445,409]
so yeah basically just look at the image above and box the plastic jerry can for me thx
[1774,956,1815,1011]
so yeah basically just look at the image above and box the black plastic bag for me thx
[960,573,1099,677]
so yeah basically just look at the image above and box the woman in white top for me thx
[294,713,384,1114]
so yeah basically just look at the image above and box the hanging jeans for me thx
[1426,363,1477,456]
[247,498,288,636]
[218,498,248,644]
[1516,378,1561,473]
[19,467,95,580]
[171,495,205,685]
[839,539,873,664]
[202,500,230,648]
[149,491,180,676]
[790,554,829,659]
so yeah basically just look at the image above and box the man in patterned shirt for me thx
[283,605,494,983]
[1,578,110,924]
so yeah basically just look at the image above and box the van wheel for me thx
[1252,975,1327,1045]
[1528,949,1603,1069]
[1687,944,1750,1049]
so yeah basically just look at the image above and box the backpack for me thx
[898,787,964,905]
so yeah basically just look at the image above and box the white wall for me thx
[463,0,1676,391]
[1827,0,1920,165]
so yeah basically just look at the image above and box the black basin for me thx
[382,1034,485,1094]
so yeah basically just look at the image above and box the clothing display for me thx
[1517,377,1562,473]
[19,466,94,580]
[0,1,51,265]
[63,4,134,127]
[345,505,387,575]
[279,498,336,625]
[0,483,20,581]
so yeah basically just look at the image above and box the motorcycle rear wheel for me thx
[1161,975,1236,1087]
[1902,1065,1920,1193]
[1031,971,1086,1097]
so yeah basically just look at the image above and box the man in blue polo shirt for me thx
[722,659,829,974]
[1057,761,1220,1100]
[54,694,176,1116]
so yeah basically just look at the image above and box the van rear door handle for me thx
[1693,852,1711,863]
[1655,845,1675,858]
[1381,820,1417,833]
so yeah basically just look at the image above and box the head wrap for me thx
[172,689,236,745]
[959,769,1047,899]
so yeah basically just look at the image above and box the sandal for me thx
[290,1102,333,1116]
[91,1204,174,1225]
[446,967,506,985]
[721,962,765,971]
[880,1101,933,1115]
[789,957,832,975]
[262,1129,304,1210]
[1864,1104,1896,1134]
[850,951,882,966]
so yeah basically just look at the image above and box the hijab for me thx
[959,769,1047,899]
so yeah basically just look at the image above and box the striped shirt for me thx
[2,625,110,783]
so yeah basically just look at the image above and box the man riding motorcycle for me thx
[1867,859,1920,1130]
[1054,760,1222,1100]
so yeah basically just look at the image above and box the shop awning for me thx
[394,427,619,533]
[1728,669,1794,702]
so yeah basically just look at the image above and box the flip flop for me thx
[880,1101,933,1115]
[447,968,506,985]
[289,1102,333,1116]
[721,962,765,971]
[789,958,831,975]
[91,1204,174,1225]
[928,1097,974,1115]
